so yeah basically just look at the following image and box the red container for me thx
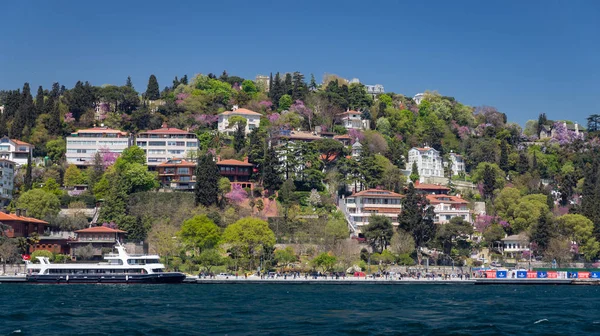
[527,271,537,278]
[547,272,558,278]
[579,272,590,279]
[485,271,496,278]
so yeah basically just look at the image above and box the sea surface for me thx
[1,283,599,335]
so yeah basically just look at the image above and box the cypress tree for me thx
[35,85,44,118]
[482,165,496,200]
[24,154,32,191]
[180,75,188,85]
[126,76,134,88]
[268,72,273,93]
[146,75,160,100]
[537,113,547,136]
[172,76,180,89]
[309,74,317,90]
[262,146,282,194]
[291,72,307,101]
[531,214,552,254]
[270,72,283,106]
[284,73,293,96]
[499,140,509,172]
[194,152,219,207]
[10,83,33,139]
[46,95,61,136]
[233,121,246,153]
[517,151,529,174]
[409,162,419,183]
[531,151,538,173]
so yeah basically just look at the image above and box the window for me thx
[168,150,184,155]
[137,141,147,147]
[177,168,190,174]
[148,149,166,154]
[167,141,185,146]
[186,142,198,147]
[149,141,166,146]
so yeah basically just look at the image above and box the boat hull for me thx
[27,272,186,284]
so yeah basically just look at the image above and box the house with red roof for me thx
[0,210,50,239]
[157,158,196,190]
[0,137,34,166]
[342,189,403,231]
[426,194,472,224]
[414,183,450,195]
[69,226,127,260]
[218,105,261,135]
[137,123,199,167]
[66,126,131,166]
[217,158,254,190]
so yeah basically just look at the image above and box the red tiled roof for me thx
[11,139,33,146]
[141,127,190,135]
[339,110,361,116]
[350,189,404,198]
[0,212,49,224]
[320,153,338,162]
[220,108,261,116]
[415,184,450,191]
[72,127,128,135]
[334,135,352,139]
[75,226,126,233]
[217,159,253,167]
[157,159,196,167]
[426,195,468,204]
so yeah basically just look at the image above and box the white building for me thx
[351,141,362,159]
[255,75,270,92]
[414,93,425,105]
[136,124,199,168]
[342,189,403,230]
[365,84,385,95]
[426,194,472,224]
[501,234,530,258]
[218,106,261,135]
[448,153,465,176]
[0,159,15,207]
[0,137,34,166]
[66,127,131,166]
[407,147,444,178]
[339,110,370,130]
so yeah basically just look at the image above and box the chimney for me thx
[232,105,239,111]
[22,209,27,217]
[16,209,21,217]
[162,122,168,129]
[243,157,249,163]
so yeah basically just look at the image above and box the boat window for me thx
[152,269,163,273]
[145,259,160,264]
[127,259,146,265]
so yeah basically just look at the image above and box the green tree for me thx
[41,178,63,197]
[230,116,247,153]
[16,189,61,219]
[195,152,220,207]
[24,155,32,191]
[311,252,337,272]
[278,94,293,111]
[499,140,509,173]
[274,246,297,271]
[197,249,223,273]
[118,145,146,166]
[146,74,160,100]
[178,215,221,255]
[0,240,20,274]
[557,214,600,260]
[87,152,104,189]
[279,178,296,219]
[64,165,86,187]
[262,147,282,194]
[398,183,436,260]
[363,215,394,253]
[530,214,552,254]
[221,217,276,270]
[46,139,66,163]
[409,162,419,183]
[435,216,473,255]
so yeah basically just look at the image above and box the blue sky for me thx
[1,0,598,125]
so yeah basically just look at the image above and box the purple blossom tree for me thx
[451,120,470,140]
[268,113,280,123]
[99,146,118,168]
[348,129,364,144]
[194,114,218,126]
[290,100,314,130]
[176,93,190,105]
[550,122,583,145]
[225,184,248,205]
[64,112,75,123]
[259,100,273,109]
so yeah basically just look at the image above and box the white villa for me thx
[501,234,530,258]
[0,137,34,166]
[342,189,403,229]
[448,152,465,176]
[426,194,472,224]
[408,146,444,178]
[217,106,261,135]
[414,93,425,105]
[339,110,369,130]
[66,127,131,166]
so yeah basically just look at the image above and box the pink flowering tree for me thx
[259,100,273,112]
[290,100,314,131]
[451,120,470,140]
[348,129,364,144]
[268,113,280,124]
[99,146,118,168]
[176,93,190,105]
[225,184,248,205]
[194,114,218,128]
[64,112,75,124]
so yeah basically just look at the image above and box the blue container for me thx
[591,272,600,279]
[537,271,548,278]
[567,272,579,279]
[496,271,507,278]
[516,271,527,278]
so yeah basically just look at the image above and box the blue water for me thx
[1,284,599,335]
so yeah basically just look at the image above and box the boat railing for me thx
[104,253,149,258]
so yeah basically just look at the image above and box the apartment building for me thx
[0,159,15,207]
[157,158,196,190]
[136,124,199,168]
[342,189,403,229]
[448,153,465,176]
[217,106,261,135]
[217,158,254,190]
[0,137,34,166]
[407,146,444,179]
[427,194,472,224]
[66,127,131,166]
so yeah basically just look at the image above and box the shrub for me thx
[30,250,53,263]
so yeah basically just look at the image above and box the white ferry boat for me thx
[25,242,186,284]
